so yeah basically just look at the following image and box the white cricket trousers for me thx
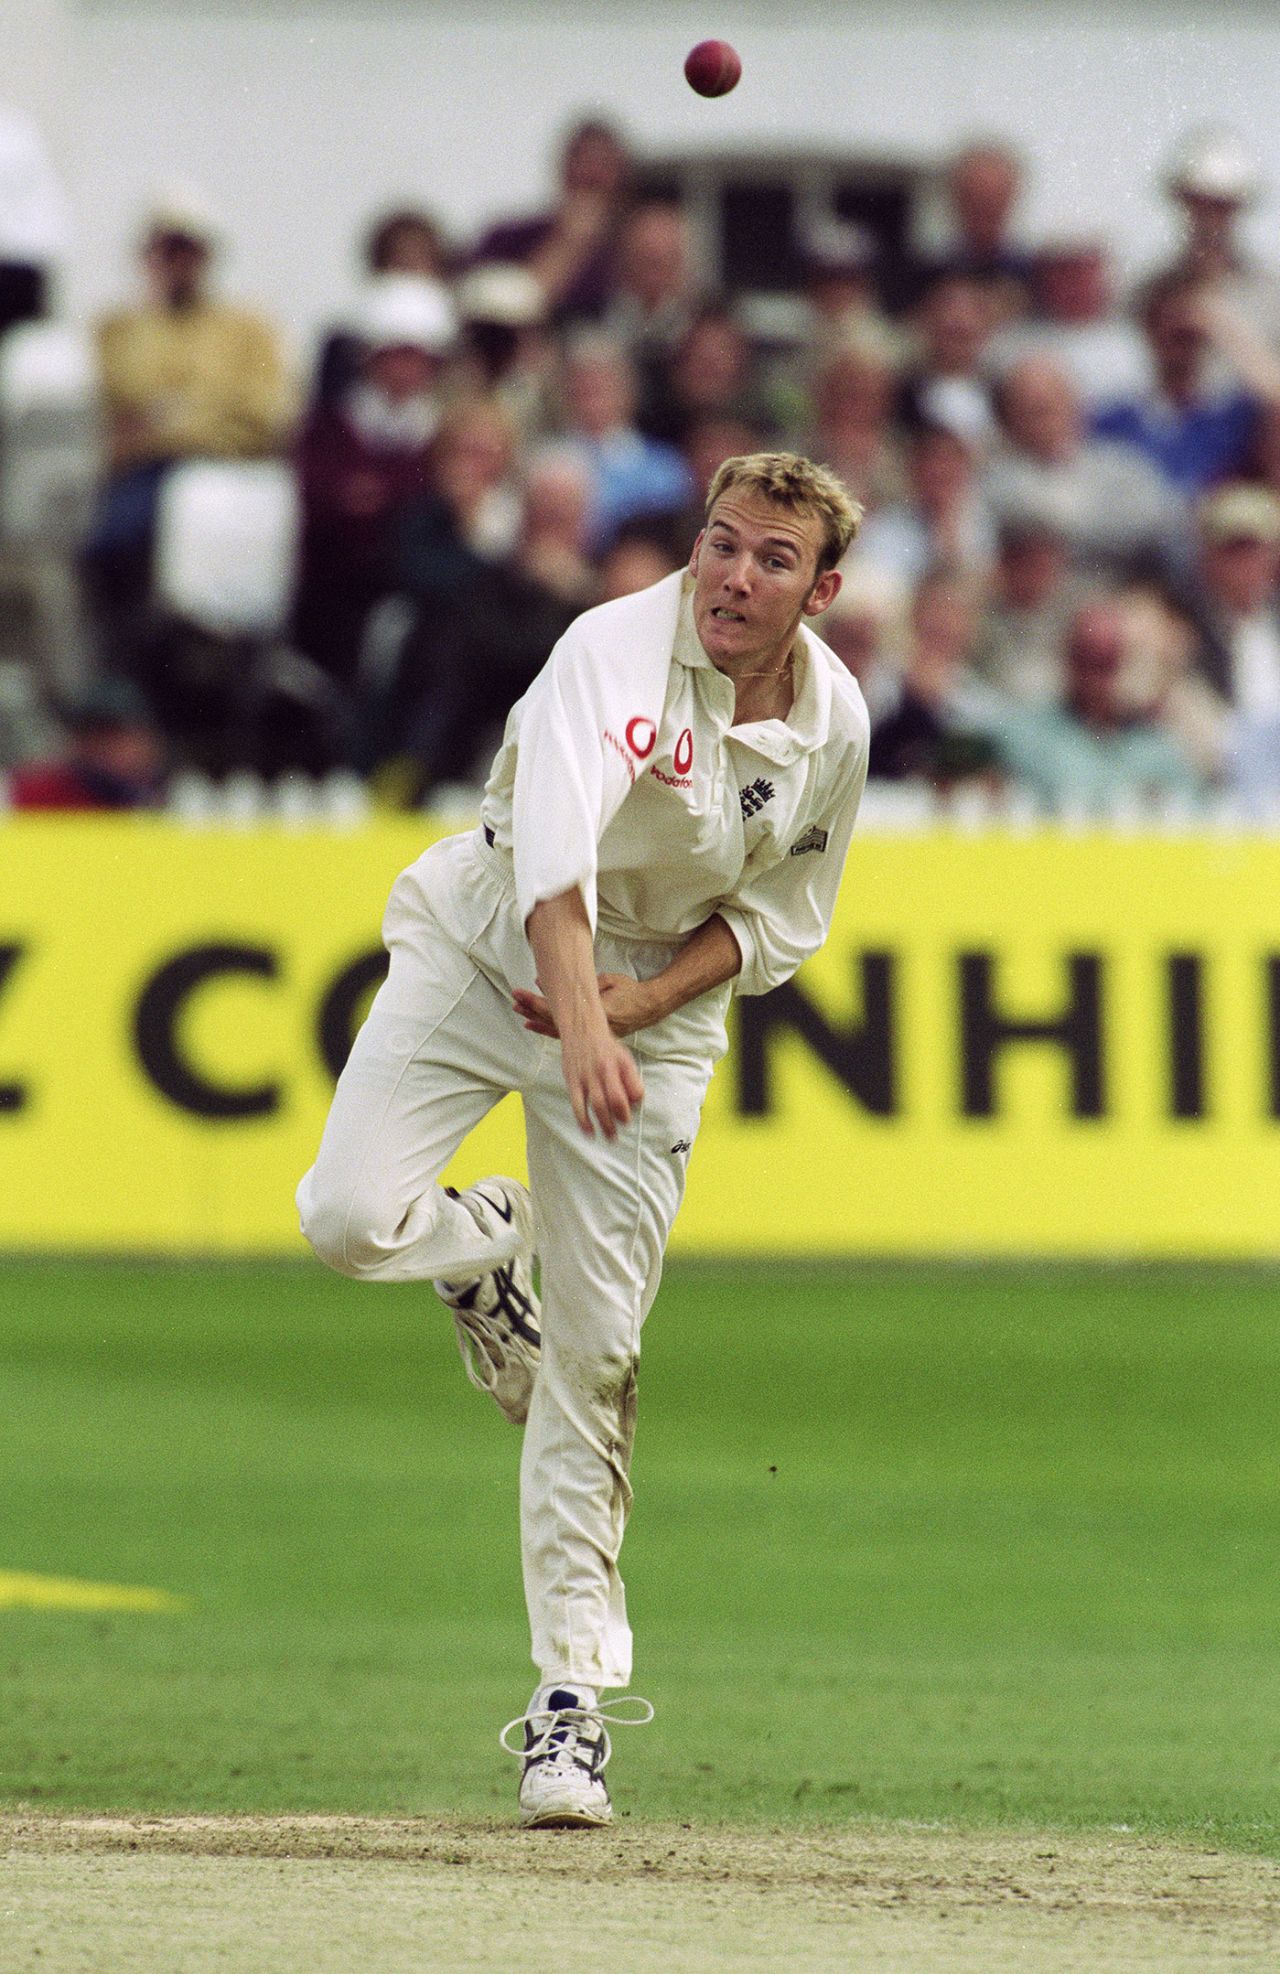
[296,831,716,1691]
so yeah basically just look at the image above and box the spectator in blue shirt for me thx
[1092,273,1258,499]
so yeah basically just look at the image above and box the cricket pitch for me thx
[3,1814,1278,1972]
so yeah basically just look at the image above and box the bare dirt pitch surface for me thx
[3,1816,1279,1973]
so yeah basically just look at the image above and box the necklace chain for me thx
[727,652,795,682]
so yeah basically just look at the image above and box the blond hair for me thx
[705,452,864,574]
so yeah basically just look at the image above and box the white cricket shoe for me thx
[433,1177,540,1425]
[500,1692,655,1829]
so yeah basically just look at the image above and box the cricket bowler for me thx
[297,452,869,1826]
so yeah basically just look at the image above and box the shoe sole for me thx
[521,1806,612,1829]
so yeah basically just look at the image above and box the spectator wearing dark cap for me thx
[8,676,165,809]
[469,116,632,323]
[985,354,1180,577]
[292,275,457,685]
[84,185,292,658]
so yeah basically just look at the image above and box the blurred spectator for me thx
[920,140,1034,323]
[393,397,521,620]
[667,412,768,554]
[454,262,555,443]
[1177,482,1280,715]
[1116,578,1229,782]
[596,525,681,603]
[470,116,632,322]
[869,565,994,782]
[898,273,997,446]
[855,418,995,586]
[382,453,590,799]
[988,240,1149,411]
[292,274,456,684]
[604,200,700,418]
[513,453,596,608]
[84,186,291,659]
[639,304,764,448]
[311,203,452,409]
[8,675,165,809]
[819,560,909,724]
[985,355,1178,576]
[1092,274,1263,498]
[975,597,1205,811]
[542,332,693,552]
[0,103,67,335]
[809,328,906,512]
[971,504,1087,705]
[1157,128,1280,350]
[799,218,889,349]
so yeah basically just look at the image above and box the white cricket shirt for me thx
[478,569,869,999]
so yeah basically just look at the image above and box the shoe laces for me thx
[499,1695,655,1772]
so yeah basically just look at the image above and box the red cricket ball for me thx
[684,39,742,98]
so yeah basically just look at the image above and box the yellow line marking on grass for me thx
[0,1572,190,1614]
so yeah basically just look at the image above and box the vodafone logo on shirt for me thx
[650,725,695,791]
[625,717,657,759]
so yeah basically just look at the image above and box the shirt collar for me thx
[673,575,834,760]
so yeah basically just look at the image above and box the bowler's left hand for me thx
[514,973,657,1040]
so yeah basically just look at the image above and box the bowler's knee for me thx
[297,1167,380,1277]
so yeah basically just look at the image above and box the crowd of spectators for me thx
[3,108,1280,816]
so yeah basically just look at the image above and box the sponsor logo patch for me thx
[670,1138,692,1156]
[790,825,829,857]
[625,716,657,759]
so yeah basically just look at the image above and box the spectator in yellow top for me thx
[83,184,292,664]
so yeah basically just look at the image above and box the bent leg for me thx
[520,1049,710,1691]
[298,933,530,1284]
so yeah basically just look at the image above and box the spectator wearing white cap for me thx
[83,184,292,662]
[1177,482,1280,715]
[291,274,457,685]
[1156,127,1280,354]
[453,261,556,444]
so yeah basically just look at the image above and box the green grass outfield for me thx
[3,1257,1278,1854]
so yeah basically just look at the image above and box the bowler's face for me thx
[690,492,839,672]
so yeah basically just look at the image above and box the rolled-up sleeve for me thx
[717,740,867,996]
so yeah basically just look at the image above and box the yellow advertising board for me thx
[0,818,1276,1256]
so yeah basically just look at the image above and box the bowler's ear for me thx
[804,567,842,618]
[688,528,705,577]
